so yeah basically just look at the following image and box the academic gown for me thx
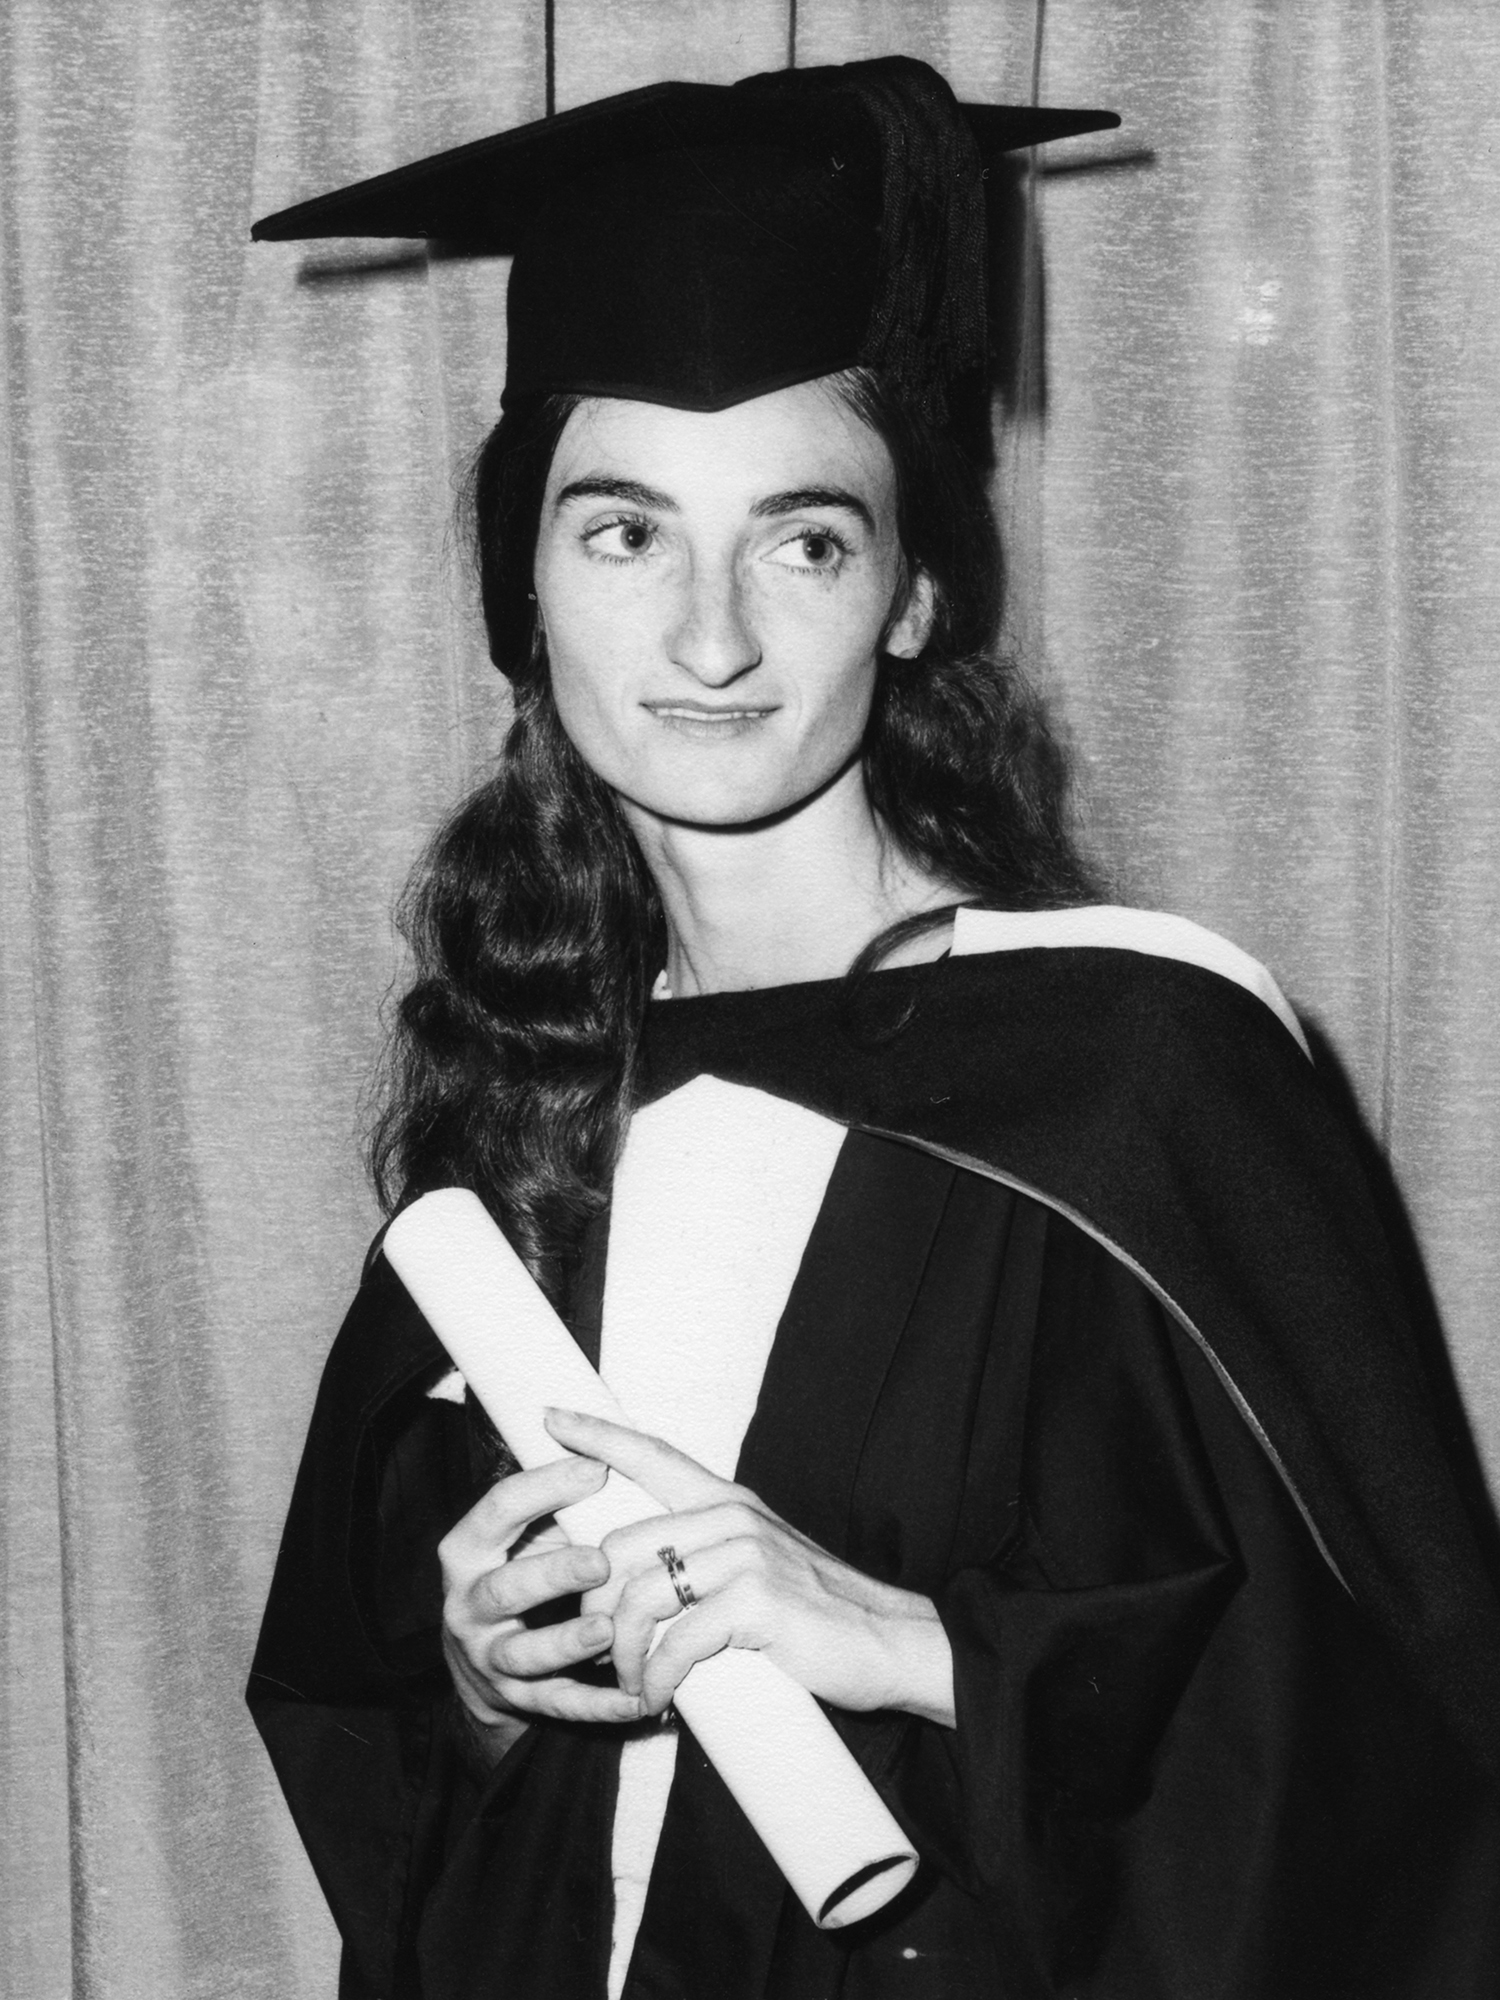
[249,913,1500,1999]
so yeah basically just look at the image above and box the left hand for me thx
[542,1408,955,1727]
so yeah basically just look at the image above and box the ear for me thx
[885,569,936,660]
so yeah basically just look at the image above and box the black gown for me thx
[249,946,1500,1998]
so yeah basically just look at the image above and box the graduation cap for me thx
[252,57,1118,424]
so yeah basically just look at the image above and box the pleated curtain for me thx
[3,2,1498,1992]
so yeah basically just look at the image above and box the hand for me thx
[542,1408,955,1727]
[438,1453,645,1735]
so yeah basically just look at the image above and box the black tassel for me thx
[746,55,988,425]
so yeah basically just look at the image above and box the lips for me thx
[646,705,774,720]
[642,700,779,725]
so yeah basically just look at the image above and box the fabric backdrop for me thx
[4,2,1498,1993]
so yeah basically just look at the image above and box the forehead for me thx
[545,379,896,505]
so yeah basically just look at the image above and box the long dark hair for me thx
[369,371,1098,1297]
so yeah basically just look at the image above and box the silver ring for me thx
[657,1543,697,1611]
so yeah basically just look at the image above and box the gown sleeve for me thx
[884,1203,1500,2000]
[246,1252,490,1999]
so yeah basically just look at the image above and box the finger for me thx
[488,1611,617,1682]
[492,1674,645,1728]
[581,1509,772,1630]
[445,1624,641,1729]
[579,1527,683,1621]
[543,1408,727,1511]
[445,1625,514,1717]
[509,1514,573,1561]
[638,1602,740,1715]
[445,1454,608,1565]
[595,1503,771,1599]
[481,1453,609,1534]
[604,1536,756,1694]
[608,1566,688,1696]
[472,1542,610,1622]
[580,1537,669,1621]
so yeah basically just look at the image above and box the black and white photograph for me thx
[4,3,1499,1995]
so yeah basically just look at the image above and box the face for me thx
[532,379,933,829]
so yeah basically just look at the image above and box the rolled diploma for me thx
[384,1186,918,1928]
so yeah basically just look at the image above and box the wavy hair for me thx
[369,372,1098,1298]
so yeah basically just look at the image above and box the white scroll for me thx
[384,1186,919,1929]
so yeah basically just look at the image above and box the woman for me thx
[248,58,1500,2000]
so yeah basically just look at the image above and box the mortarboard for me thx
[252,58,1118,424]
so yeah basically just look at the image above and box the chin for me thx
[585,723,866,832]
[631,787,797,831]
[621,762,857,832]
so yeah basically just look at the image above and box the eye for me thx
[767,526,853,574]
[584,516,658,562]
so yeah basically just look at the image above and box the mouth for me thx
[642,701,778,721]
[642,700,779,737]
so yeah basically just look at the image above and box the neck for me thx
[621,763,958,997]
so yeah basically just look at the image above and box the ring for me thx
[657,1544,698,1611]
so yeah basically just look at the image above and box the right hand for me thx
[439,1454,645,1731]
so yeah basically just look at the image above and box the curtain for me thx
[3,2,1497,1992]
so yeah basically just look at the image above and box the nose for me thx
[665,554,762,685]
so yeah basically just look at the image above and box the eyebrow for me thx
[552,476,876,532]
[750,486,875,531]
[554,476,678,513]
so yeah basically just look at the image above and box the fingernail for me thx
[545,1407,585,1422]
